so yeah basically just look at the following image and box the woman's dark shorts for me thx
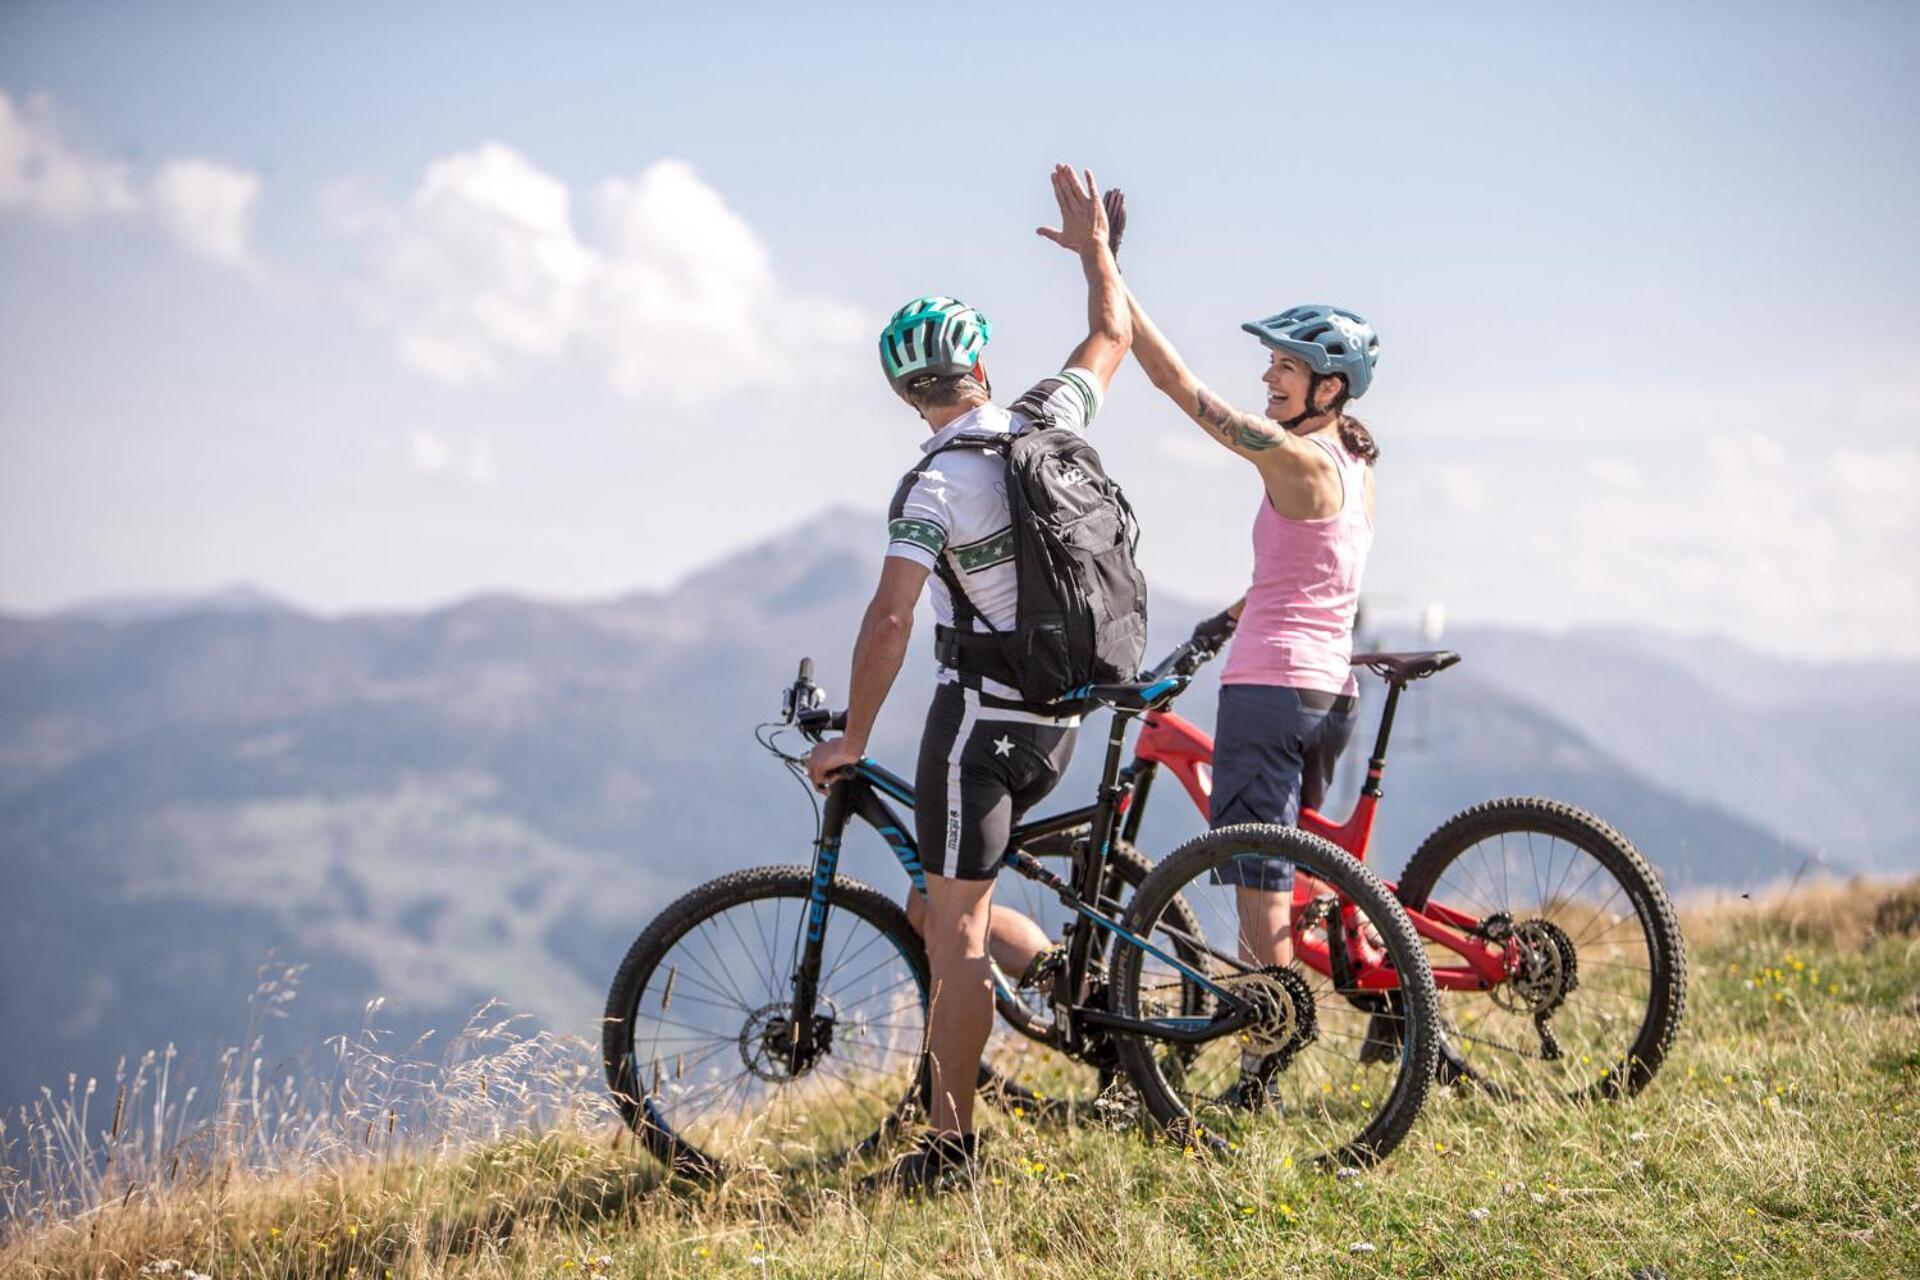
[1209,683,1359,890]
[914,683,1078,881]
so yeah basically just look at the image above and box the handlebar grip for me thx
[796,708,849,734]
[797,657,814,683]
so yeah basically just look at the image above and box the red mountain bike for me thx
[1028,637,1688,1105]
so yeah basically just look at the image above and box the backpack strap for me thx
[897,435,1024,693]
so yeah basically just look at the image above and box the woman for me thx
[1037,192,1379,1084]
[1129,293,1379,907]
[1124,278,1380,1100]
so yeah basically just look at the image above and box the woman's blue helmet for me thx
[1241,305,1380,400]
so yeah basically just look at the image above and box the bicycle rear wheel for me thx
[1111,824,1440,1168]
[1395,797,1687,1102]
[602,866,929,1180]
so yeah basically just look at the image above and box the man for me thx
[804,164,1129,1192]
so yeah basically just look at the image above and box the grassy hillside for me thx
[4,881,1917,1279]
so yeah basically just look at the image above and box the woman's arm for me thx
[1127,287,1298,463]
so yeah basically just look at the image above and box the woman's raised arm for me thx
[1127,286,1298,464]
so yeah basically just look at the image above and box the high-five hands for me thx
[1103,187,1127,260]
[1035,164,1112,257]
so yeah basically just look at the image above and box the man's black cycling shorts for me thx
[913,683,1077,881]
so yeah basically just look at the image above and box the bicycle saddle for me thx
[1351,650,1462,683]
[1071,674,1189,711]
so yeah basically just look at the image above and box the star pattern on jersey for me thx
[992,735,1015,758]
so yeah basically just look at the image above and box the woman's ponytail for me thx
[1338,415,1379,465]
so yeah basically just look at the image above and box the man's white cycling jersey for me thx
[885,368,1102,715]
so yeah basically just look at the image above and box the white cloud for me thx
[1586,457,1643,491]
[0,89,261,272]
[148,159,263,270]
[367,144,591,386]
[409,427,497,487]
[1367,414,1920,658]
[462,436,497,486]
[0,90,138,221]
[338,143,866,406]
[410,426,454,473]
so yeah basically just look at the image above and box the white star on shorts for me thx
[992,735,1015,757]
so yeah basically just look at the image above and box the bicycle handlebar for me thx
[1143,635,1222,685]
[777,633,1223,746]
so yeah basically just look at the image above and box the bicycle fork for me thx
[785,784,853,1075]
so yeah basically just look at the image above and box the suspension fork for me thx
[788,779,855,1070]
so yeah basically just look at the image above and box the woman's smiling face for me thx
[1261,349,1315,422]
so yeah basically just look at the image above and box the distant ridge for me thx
[47,583,300,624]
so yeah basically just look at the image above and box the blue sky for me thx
[2,2,1916,656]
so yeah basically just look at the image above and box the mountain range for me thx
[2,507,1912,1118]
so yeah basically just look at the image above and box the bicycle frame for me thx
[788,705,1261,1068]
[1129,678,1507,994]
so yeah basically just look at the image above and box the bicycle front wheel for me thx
[1110,824,1440,1168]
[602,866,929,1179]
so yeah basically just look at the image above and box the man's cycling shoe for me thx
[1212,1061,1287,1117]
[1357,1005,1404,1065]
[858,1132,977,1196]
[1214,1074,1286,1116]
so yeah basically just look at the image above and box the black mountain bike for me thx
[603,643,1442,1180]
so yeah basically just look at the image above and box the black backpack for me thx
[892,411,1148,706]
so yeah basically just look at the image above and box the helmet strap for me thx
[1279,374,1328,431]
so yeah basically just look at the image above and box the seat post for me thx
[1097,710,1133,802]
[1362,679,1405,799]
[1074,712,1133,878]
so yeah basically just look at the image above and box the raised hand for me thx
[1103,187,1127,261]
[1035,163,1111,257]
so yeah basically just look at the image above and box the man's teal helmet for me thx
[879,296,991,388]
[1241,305,1380,400]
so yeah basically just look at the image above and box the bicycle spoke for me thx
[612,876,930,1173]
[1404,809,1681,1104]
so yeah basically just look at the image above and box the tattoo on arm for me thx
[1193,386,1283,452]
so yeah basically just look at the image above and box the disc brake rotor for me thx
[1490,919,1580,1017]
[739,1001,835,1082]
[1220,966,1319,1061]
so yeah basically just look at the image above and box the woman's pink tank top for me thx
[1220,434,1373,695]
